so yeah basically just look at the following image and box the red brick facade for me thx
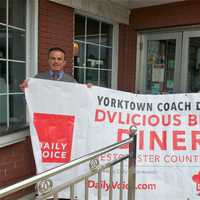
[0,1,74,199]
[118,1,200,92]
[38,0,74,75]
[0,137,35,199]
[131,1,200,30]
[2,1,200,199]
[118,24,137,92]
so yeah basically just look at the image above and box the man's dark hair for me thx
[48,47,66,58]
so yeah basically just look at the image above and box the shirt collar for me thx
[49,70,64,80]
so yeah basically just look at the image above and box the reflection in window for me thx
[73,42,85,67]
[75,15,85,41]
[74,14,113,88]
[9,94,26,128]
[0,0,27,135]
[0,25,6,59]
[0,61,7,93]
[86,69,98,85]
[74,68,84,84]
[100,70,111,88]
[9,28,26,61]
[87,18,99,44]
[86,44,99,68]
[0,96,7,129]
[146,40,176,94]
[0,0,6,24]
[188,37,200,92]
[9,0,26,28]
[101,23,113,46]
[100,47,112,69]
[9,62,26,93]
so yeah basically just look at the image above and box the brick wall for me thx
[0,1,75,199]
[3,1,200,199]
[118,24,137,92]
[131,1,200,30]
[118,1,200,92]
[38,0,74,74]
[0,137,35,199]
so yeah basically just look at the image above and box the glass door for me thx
[137,32,182,94]
[181,31,200,93]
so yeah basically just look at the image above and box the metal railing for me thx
[0,126,137,200]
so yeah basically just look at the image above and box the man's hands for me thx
[86,83,93,88]
[19,80,28,92]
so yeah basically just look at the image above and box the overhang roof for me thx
[50,0,185,24]
[110,0,185,9]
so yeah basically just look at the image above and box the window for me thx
[145,39,176,94]
[0,0,27,135]
[74,14,113,88]
[137,32,182,94]
[138,30,200,94]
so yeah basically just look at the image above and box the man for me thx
[20,47,76,91]
[20,47,76,200]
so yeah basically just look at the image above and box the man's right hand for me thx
[19,80,28,92]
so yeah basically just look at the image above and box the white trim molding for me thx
[0,0,38,147]
[49,0,130,24]
[27,0,38,77]
[0,130,29,148]
[112,23,119,90]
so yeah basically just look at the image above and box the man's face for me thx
[48,50,66,72]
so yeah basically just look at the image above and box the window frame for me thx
[136,32,182,94]
[73,11,118,89]
[136,28,200,94]
[0,0,38,147]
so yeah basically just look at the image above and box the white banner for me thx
[26,78,200,199]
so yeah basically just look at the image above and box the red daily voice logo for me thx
[33,113,75,163]
[192,171,200,196]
